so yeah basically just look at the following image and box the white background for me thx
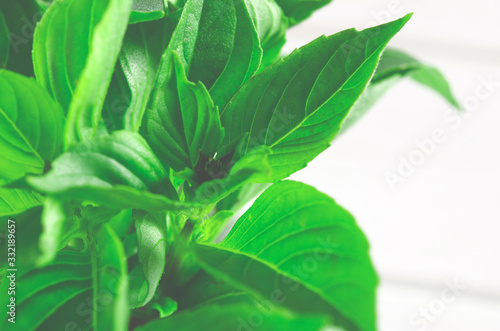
[284,0,500,330]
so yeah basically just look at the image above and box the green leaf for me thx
[38,197,80,266]
[0,1,42,76]
[35,0,54,11]
[0,10,8,68]
[26,131,197,212]
[216,182,270,212]
[0,206,44,271]
[374,48,458,107]
[244,0,288,68]
[0,188,41,217]
[120,19,175,132]
[194,181,377,331]
[0,250,93,330]
[341,48,459,131]
[146,51,224,172]
[130,212,170,307]
[159,0,262,109]
[274,0,332,24]
[91,224,129,330]
[101,64,132,132]
[0,70,65,183]
[198,210,235,242]
[193,147,272,204]
[33,0,133,146]
[130,0,165,24]
[220,15,412,182]
[136,303,334,331]
[151,297,178,318]
[0,197,78,269]
[340,75,399,132]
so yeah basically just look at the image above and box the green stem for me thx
[163,219,195,296]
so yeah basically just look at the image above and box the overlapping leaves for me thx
[220,15,412,182]
[193,181,377,331]
[33,0,133,146]
[26,131,191,211]
[0,0,458,329]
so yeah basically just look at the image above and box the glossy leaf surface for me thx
[195,181,377,331]
[220,15,411,182]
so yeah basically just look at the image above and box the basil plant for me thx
[0,0,457,330]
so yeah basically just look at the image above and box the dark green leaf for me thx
[158,0,262,109]
[0,70,64,183]
[220,15,411,182]
[0,10,8,68]
[275,0,332,24]
[101,64,132,133]
[146,51,224,172]
[0,0,42,76]
[0,250,92,330]
[130,0,165,24]
[26,131,196,211]
[194,181,377,331]
[0,206,44,271]
[136,303,334,331]
[194,147,272,204]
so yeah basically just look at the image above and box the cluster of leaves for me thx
[0,0,457,330]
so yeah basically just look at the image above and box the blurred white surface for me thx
[285,0,500,330]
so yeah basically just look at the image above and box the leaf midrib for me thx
[268,30,394,150]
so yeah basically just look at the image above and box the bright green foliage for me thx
[33,0,133,146]
[0,0,457,329]
[160,0,262,109]
[119,20,168,132]
[0,250,93,331]
[0,188,41,216]
[26,131,189,211]
[220,15,412,181]
[195,181,377,331]
[0,70,64,184]
[146,52,224,172]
